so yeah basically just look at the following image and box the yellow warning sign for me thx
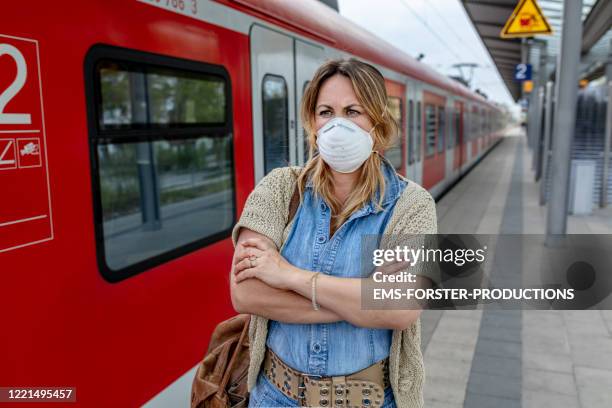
[501,0,553,38]
[523,80,534,93]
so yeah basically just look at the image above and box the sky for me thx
[337,0,521,115]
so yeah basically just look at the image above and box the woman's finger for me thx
[234,244,265,266]
[234,258,253,274]
[235,267,257,283]
[241,238,272,252]
[234,258,250,275]
[236,245,266,261]
[233,246,248,264]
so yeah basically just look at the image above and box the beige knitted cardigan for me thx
[231,166,439,408]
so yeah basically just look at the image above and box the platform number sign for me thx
[0,34,53,253]
[514,64,532,82]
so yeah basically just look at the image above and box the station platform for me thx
[420,127,612,408]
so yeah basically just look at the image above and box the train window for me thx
[481,109,486,135]
[99,63,226,129]
[85,45,235,282]
[384,96,404,171]
[446,108,452,150]
[451,108,460,149]
[408,100,414,164]
[483,110,488,135]
[437,106,445,153]
[465,108,469,140]
[262,74,289,175]
[416,101,422,162]
[425,104,436,157]
[470,109,475,138]
[471,107,478,139]
[447,107,454,150]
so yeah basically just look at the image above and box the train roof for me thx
[223,0,497,109]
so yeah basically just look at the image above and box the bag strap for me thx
[287,183,300,225]
[217,314,251,396]
[287,170,301,225]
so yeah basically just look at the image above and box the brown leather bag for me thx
[191,314,251,408]
[191,178,301,408]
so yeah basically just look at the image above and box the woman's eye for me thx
[347,109,360,116]
[319,110,332,117]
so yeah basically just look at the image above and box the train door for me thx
[251,25,297,182]
[295,39,325,165]
[407,83,423,185]
[454,100,464,171]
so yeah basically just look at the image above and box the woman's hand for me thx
[234,237,295,290]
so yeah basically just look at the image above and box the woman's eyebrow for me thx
[316,103,362,109]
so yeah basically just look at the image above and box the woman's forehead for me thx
[315,75,368,109]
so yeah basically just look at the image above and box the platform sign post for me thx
[546,0,583,244]
[501,0,553,39]
[540,81,554,206]
[0,34,53,253]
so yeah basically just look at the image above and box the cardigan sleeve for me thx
[231,167,298,250]
[382,183,442,288]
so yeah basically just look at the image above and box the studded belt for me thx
[262,347,390,407]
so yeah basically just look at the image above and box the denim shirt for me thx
[266,156,408,377]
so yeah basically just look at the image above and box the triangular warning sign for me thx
[501,0,553,38]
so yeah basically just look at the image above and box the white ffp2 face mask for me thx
[315,117,374,173]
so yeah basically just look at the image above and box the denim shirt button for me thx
[320,203,326,211]
[316,235,326,244]
[312,342,322,353]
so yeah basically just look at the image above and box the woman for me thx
[230,58,438,408]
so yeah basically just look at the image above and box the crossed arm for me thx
[230,228,343,324]
[230,227,426,330]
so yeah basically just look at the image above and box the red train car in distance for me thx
[0,0,506,406]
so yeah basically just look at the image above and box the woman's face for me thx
[314,74,374,133]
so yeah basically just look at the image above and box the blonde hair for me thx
[293,57,399,236]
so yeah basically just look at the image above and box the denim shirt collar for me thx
[305,154,403,216]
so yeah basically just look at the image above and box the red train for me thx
[0,0,505,406]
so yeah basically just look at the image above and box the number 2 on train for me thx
[0,43,32,125]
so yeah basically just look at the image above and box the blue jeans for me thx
[248,371,397,408]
